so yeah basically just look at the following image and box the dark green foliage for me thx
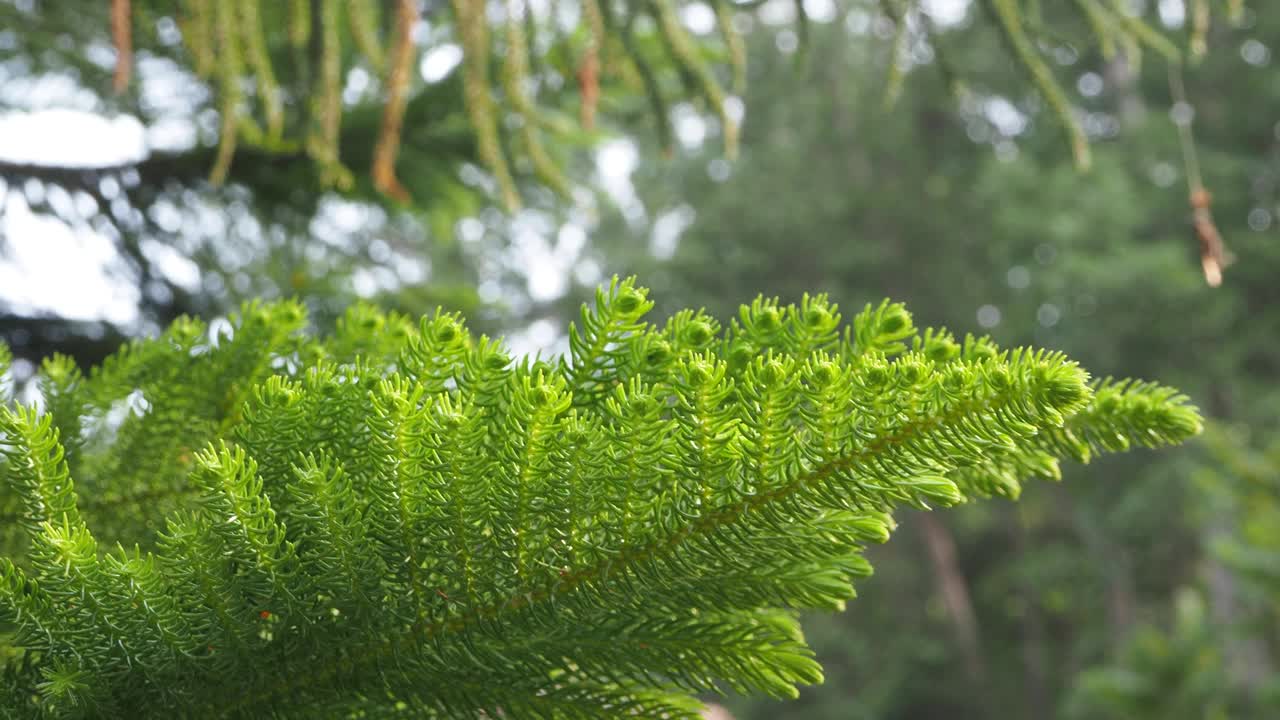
[1063,590,1238,720]
[0,278,1199,717]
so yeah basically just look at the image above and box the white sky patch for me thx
[0,110,146,166]
[725,96,745,127]
[650,205,695,260]
[802,0,838,23]
[146,116,199,153]
[0,195,138,324]
[0,107,148,324]
[140,238,203,292]
[674,106,708,149]
[421,44,463,84]
[922,0,970,26]
[504,316,566,359]
[555,223,587,261]
[758,0,796,26]
[1158,0,1186,28]
[351,268,379,298]
[509,217,569,302]
[680,3,716,35]
[984,96,1028,136]
[596,139,641,223]
[0,71,98,111]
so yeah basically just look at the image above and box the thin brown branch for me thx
[371,0,417,203]
[1169,64,1228,287]
[111,0,132,92]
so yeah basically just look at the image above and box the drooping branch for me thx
[371,0,417,203]
[64,0,1250,212]
[111,0,132,92]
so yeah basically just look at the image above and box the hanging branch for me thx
[983,0,1091,171]
[309,0,353,190]
[711,0,746,96]
[111,0,132,92]
[240,0,284,142]
[1103,0,1179,62]
[209,0,243,186]
[605,1,673,155]
[289,0,311,52]
[1026,0,1043,25]
[181,0,215,78]
[348,0,387,74]
[579,0,606,130]
[1072,0,1116,60]
[1168,64,1227,287]
[452,0,522,212]
[95,0,1250,209]
[1228,0,1245,24]
[880,0,910,110]
[372,0,417,204]
[504,0,572,199]
[1190,0,1210,60]
[651,0,738,160]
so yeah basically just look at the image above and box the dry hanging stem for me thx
[579,0,605,130]
[1169,65,1227,286]
[578,47,600,131]
[1190,189,1226,287]
[111,0,132,92]
[372,0,417,203]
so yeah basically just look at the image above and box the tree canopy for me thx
[0,0,1247,368]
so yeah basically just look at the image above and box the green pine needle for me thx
[0,278,1201,718]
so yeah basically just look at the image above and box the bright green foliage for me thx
[0,278,1199,718]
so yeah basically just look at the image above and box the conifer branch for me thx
[1,280,1200,717]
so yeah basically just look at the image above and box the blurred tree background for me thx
[2,0,1279,718]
